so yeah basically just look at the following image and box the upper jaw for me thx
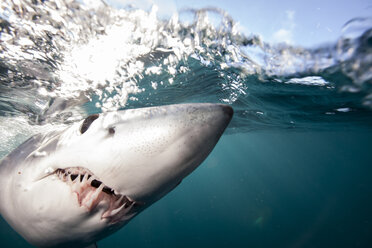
[43,103,233,216]
[79,103,233,203]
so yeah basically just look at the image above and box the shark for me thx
[0,103,233,248]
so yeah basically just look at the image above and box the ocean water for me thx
[0,0,372,247]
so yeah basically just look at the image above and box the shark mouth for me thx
[52,167,140,224]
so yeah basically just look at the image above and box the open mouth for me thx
[51,167,140,224]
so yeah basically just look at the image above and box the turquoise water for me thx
[3,131,372,247]
[2,131,372,247]
[99,131,372,248]
[1,0,372,247]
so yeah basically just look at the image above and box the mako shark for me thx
[0,103,233,248]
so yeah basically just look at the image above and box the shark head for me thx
[0,103,233,247]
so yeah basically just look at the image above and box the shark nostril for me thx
[108,127,115,135]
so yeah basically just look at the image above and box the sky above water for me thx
[105,0,372,47]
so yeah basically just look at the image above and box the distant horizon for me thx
[106,0,372,47]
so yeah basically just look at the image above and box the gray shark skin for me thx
[0,103,233,248]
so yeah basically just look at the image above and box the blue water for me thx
[1,131,372,247]
[1,0,372,247]
[98,131,372,248]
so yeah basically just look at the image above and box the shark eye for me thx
[80,114,99,134]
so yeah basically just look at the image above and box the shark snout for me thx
[68,103,233,206]
[109,103,234,203]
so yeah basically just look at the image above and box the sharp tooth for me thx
[87,176,94,184]
[82,174,88,184]
[102,210,112,219]
[97,183,104,192]
[86,183,104,208]
[71,181,79,192]
[67,174,72,183]
[117,195,124,203]
[113,195,124,209]
[127,195,134,202]
[108,202,126,217]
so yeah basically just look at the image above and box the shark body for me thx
[0,103,233,247]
